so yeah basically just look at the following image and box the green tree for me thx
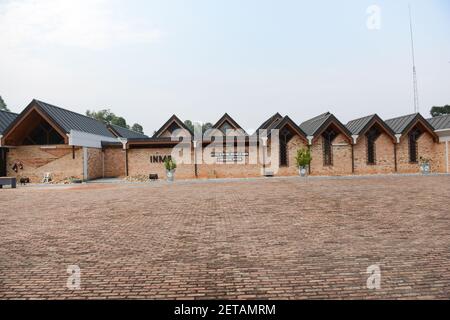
[86,109,143,131]
[112,116,128,128]
[184,120,214,134]
[430,105,450,117]
[131,123,144,134]
[0,96,10,111]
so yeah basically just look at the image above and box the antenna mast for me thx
[409,4,419,113]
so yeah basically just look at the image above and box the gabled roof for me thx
[385,113,437,136]
[212,113,247,135]
[268,116,307,140]
[299,112,352,141]
[346,114,396,140]
[108,124,148,139]
[299,112,332,136]
[34,100,116,137]
[346,114,376,135]
[0,110,18,135]
[153,115,192,138]
[257,113,283,132]
[427,114,450,130]
[384,113,418,134]
[2,100,117,142]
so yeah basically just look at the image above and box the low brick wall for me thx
[127,148,196,180]
[104,147,126,178]
[87,148,103,180]
[6,145,83,183]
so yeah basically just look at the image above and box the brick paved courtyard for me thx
[1,175,449,300]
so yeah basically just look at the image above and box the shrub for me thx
[163,157,177,171]
[295,148,312,168]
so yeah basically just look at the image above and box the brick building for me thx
[0,99,449,183]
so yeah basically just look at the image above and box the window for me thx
[23,121,64,145]
[366,127,381,165]
[279,127,293,167]
[408,127,423,163]
[322,129,337,166]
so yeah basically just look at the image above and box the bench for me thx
[0,177,17,189]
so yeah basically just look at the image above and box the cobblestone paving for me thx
[1,175,449,299]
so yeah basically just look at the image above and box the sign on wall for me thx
[150,155,172,163]
[211,152,249,163]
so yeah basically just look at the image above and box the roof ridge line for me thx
[34,99,109,125]
[385,113,419,122]
[346,114,377,123]
[0,109,19,115]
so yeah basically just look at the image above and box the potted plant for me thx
[163,157,177,182]
[419,156,431,174]
[295,148,312,177]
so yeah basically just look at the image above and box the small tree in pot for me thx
[419,156,431,174]
[163,157,177,182]
[295,148,312,177]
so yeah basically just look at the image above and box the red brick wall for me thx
[127,147,195,180]
[197,144,261,179]
[103,147,126,177]
[353,132,396,174]
[396,131,440,173]
[310,133,353,176]
[6,145,83,183]
[86,148,103,180]
[275,135,308,176]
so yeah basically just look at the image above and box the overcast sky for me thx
[1,0,449,135]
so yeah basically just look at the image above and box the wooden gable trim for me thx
[313,115,353,144]
[3,101,68,145]
[153,115,192,138]
[358,116,397,143]
[212,113,247,135]
[403,115,439,142]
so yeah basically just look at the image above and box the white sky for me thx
[1,0,449,135]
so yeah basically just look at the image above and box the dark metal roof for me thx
[212,113,247,135]
[267,116,307,139]
[0,110,18,135]
[384,113,418,134]
[299,112,332,136]
[427,114,450,130]
[108,124,148,139]
[346,114,376,135]
[153,115,193,138]
[299,112,352,141]
[257,113,283,131]
[34,100,116,138]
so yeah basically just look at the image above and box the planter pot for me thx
[420,163,430,175]
[299,165,309,177]
[166,169,175,182]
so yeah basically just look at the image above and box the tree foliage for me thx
[430,105,450,117]
[0,96,10,111]
[86,109,144,134]
[131,123,144,134]
[184,120,214,134]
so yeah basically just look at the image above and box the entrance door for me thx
[0,148,6,177]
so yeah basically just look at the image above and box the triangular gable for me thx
[267,116,308,142]
[386,113,438,141]
[347,114,396,143]
[212,113,247,135]
[402,114,439,141]
[153,115,192,138]
[257,113,283,132]
[302,113,352,143]
[2,100,68,146]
